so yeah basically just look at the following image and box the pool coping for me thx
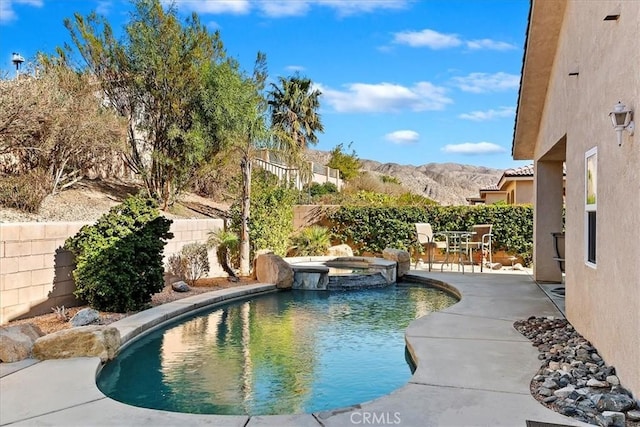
[0,273,589,426]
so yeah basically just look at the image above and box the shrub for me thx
[381,175,401,185]
[65,195,173,312]
[51,306,69,322]
[338,190,436,207]
[344,172,385,193]
[307,182,338,197]
[0,169,52,213]
[167,253,188,282]
[167,242,210,285]
[290,225,331,256]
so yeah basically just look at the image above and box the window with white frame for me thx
[585,147,597,266]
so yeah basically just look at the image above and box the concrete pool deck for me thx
[0,272,587,427]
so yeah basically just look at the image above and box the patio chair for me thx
[462,224,493,272]
[415,223,447,271]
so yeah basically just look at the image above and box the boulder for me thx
[601,411,626,427]
[627,410,640,422]
[33,325,120,362]
[553,385,575,398]
[596,393,636,412]
[171,281,191,292]
[0,324,44,362]
[382,248,410,277]
[327,244,353,257]
[70,308,100,327]
[252,249,274,278]
[255,253,293,289]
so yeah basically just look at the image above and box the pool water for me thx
[97,285,457,415]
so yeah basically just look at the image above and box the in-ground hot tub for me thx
[285,256,397,290]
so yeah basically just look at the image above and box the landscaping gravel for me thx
[7,277,255,335]
[515,316,639,427]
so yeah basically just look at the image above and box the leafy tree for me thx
[0,57,126,196]
[64,0,222,207]
[267,74,324,178]
[198,54,269,275]
[327,142,361,181]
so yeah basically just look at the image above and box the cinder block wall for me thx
[0,219,225,324]
[292,205,339,230]
[164,219,226,280]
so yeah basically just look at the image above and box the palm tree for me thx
[267,75,324,173]
[207,229,240,281]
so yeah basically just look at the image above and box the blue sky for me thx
[0,0,531,170]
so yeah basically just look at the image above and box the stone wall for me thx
[0,219,225,324]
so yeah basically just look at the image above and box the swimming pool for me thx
[97,284,457,415]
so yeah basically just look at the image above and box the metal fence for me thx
[254,151,342,191]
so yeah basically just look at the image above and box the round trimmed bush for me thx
[65,195,173,312]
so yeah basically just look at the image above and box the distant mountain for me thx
[306,149,503,205]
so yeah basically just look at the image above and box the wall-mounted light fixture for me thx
[609,101,634,146]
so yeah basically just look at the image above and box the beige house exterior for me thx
[513,0,639,397]
[468,164,537,205]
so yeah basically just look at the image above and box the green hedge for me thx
[326,205,533,265]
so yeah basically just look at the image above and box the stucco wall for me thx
[483,192,507,204]
[531,1,640,395]
[0,218,225,324]
[515,181,534,205]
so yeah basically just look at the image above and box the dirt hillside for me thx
[0,178,230,223]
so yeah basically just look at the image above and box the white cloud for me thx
[318,81,452,113]
[392,29,462,49]
[391,28,515,52]
[206,20,221,30]
[96,1,113,16]
[0,3,15,22]
[0,0,43,24]
[173,0,409,18]
[385,130,420,144]
[259,1,310,17]
[466,38,517,51]
[459,106,516,121]
[441,142,506,155]
[173,0,251,15]
[285,65,306,72]
[315,0,409,17]
[451,72,520,93]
